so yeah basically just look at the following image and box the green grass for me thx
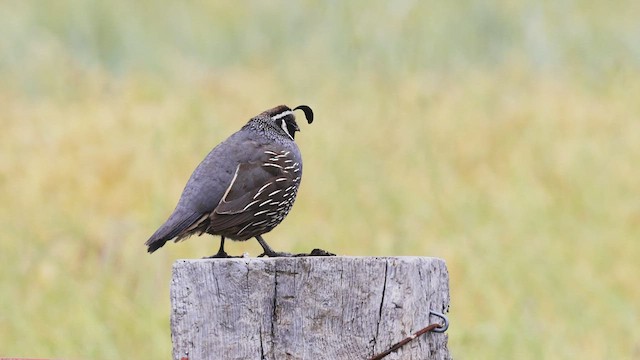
[1,1,639,359]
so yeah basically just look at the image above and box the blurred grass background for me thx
[1,1,639,359]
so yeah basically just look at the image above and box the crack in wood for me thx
[170,257,450,360]
[270,266,278,353]
[371,260,389,356]
[259,327,265,360]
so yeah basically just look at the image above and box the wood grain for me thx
[171,257,450,360]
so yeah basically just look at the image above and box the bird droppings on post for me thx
[144,104,334,258]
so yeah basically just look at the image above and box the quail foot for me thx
[145,105,334,258]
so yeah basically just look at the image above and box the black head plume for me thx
[293,105,314,124]
[258,104,314,141]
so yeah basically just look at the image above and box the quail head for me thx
[145,104,315,257]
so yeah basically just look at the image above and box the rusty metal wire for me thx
[369,310,449,360]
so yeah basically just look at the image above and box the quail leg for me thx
[204,236,234,259]
[256,235,293,257]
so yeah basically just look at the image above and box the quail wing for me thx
[208,145,300,240]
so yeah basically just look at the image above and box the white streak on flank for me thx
[252,220,268,226]
[263,163,284,169]
[268,189,282,197]
[275,178,288,182]
[259,199,272,207]
[258,182,272,193]
[265,150,278,156]
[220,165,241,204]
[271,110,293,121]
[242,200,261,211]
[254,210,269,217]
[284,159,293,163]
[253,182,273,199]
[238,222,253,235]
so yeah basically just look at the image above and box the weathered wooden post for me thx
[171,257,451,360]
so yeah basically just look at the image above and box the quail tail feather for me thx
[145,210,205,253]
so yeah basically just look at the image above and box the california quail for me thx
[145,104,315,257]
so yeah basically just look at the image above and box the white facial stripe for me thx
[280,119,294,140]
[271,110,293,121]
